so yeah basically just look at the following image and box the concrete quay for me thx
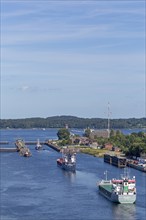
[45,141,60,152]
[0,141,9,145]
[0,148,17,152]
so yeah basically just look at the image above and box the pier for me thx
[25,141,45,145]
[0,148,17,152]
[45,140,60,152]
[0,141,9,145]
[15,140,60,152]
[104,153,127,168]
[0,139,74,153]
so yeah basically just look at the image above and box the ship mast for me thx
[107,102,111,138]
[104,170,108,181]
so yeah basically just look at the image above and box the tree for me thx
[57,128,70,140]
[137,131,145,138]
[84,128,91,137]
[116,130,122,136]
[110,129,115,137]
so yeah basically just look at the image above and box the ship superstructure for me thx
[57,148,76,172]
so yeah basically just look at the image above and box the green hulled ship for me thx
[97,170,136,204]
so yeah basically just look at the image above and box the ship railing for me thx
[102,180,111,184]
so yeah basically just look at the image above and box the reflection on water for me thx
[75,170,97,188]
[112,203,136,220]
[62,170,76,183]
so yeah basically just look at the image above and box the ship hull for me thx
[57,160,76,172]
[99,185,136,204]
[35,146,42,150]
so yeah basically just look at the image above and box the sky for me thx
[0,0,145,119]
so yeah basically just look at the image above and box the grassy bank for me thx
[79,147,108,157]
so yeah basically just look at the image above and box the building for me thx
[104,143,113,151]
[90,129,109,139]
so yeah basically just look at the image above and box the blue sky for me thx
[1,0,145,119]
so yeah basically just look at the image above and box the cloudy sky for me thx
[1,0,145,119]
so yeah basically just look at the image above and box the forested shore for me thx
[0,116,146,129]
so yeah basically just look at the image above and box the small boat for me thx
[97,170,136,204]
[57,148,76,172]
[35,139,42,150]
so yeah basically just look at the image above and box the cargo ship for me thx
[97,170,136,204]
[104,153,127,168]
[57,148,76,172]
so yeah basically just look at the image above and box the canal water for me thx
[0,129,146,220]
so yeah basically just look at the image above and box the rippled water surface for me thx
[0,129,146,220]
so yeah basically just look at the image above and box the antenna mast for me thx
[104,170,108,181]
[107,102,111,138]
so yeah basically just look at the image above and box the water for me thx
[0,129,146,220]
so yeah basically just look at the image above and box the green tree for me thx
[116,130,122,136]
[110,129,115,137]
[84,128,91,137]
[137,131,145,138]
[57,128,70,140]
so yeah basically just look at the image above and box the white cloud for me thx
[20,85,29,91]
[1,0,144,47]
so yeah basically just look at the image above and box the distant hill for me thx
[0,116,146,129]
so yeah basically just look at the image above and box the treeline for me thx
[0,116,146,129]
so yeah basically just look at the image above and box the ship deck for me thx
[100,184,112,192]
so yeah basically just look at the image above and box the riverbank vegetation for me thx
[79,147,108,157]
[56,128,146,158]
[0,116,146,129]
